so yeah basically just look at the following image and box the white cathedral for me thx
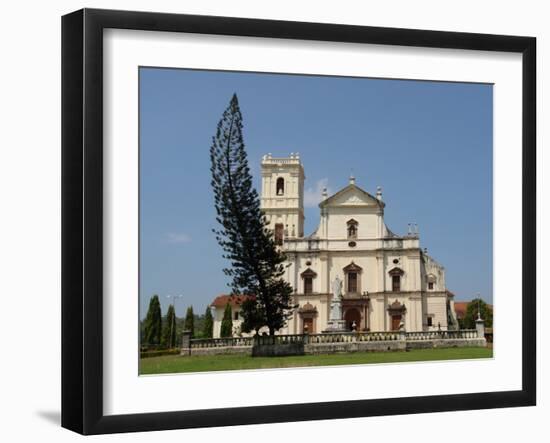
[211,154,458,337]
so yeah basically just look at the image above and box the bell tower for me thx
[260,153,305,242]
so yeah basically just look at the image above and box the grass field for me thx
[139,347,493,375]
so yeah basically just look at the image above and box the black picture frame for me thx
[61,8,536,435]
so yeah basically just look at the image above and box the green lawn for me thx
[139,347,492,375]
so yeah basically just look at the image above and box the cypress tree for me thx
[184,306,195,338]
[203,306,214,339]
[209,94,296,335]
[162,304,177,348]
[220,303,234,338]
[143,294,162,346]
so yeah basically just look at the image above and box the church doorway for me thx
[344,308,361,331]
[302,317,314,334]
[299,302,317,334]
[391,315,402,331]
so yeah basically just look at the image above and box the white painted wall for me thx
[259,157,450,332]
[261,155,305,237]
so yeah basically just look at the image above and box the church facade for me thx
[211,154,458,337]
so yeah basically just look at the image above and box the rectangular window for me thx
[348,272,358,293]
[234,311,239,320]
[428,282,434,290]
[304,277,313,294]
[392,275,401,292]
[427,316,433,327]
[274,223,284,245]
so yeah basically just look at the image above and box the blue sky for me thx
[139,67,493,318]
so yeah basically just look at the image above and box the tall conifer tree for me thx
[162,304,177,348]
[220,303,233,338]
[203,306,214,339]
[184,306,195,338]
[144,294,162,346]
[210,94,296,335]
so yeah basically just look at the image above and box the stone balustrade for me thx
[308,331,401,343]
[406,329,478,340]
[190,336,254,348]
[261,157,301,165]
[284,237,420,252]
[253,334,306,346]
[252,334,306,357]
[181,329,487,357]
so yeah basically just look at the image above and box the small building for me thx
[210,294,251,338]
[211,154,459,338]
[454,301,469,324]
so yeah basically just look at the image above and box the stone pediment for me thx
[388,267,405,276]
[299,302,318,313]
[320,184,383,208]
[387,300,406,312]
[301,268,317,278]
[343,261,363,272]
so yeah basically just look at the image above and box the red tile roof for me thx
[454,302,468,319]
[210,294,254,308]
[454,301,493,319]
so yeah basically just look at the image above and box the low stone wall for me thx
[253,342,305,357]
[181,335,254,356]
[406,338,486,350]
[187,345,252,356]
[305,340,406,354]
[180,330,486,357]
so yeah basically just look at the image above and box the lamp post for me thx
[476,292,482,321]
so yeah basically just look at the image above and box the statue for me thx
[332,276,342,299]
[324,276,347,332]
[329,276,343,320]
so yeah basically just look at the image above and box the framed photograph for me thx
[61,8,536,435]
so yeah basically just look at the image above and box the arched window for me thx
[276,177,285,195]
[347,219,358,239]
